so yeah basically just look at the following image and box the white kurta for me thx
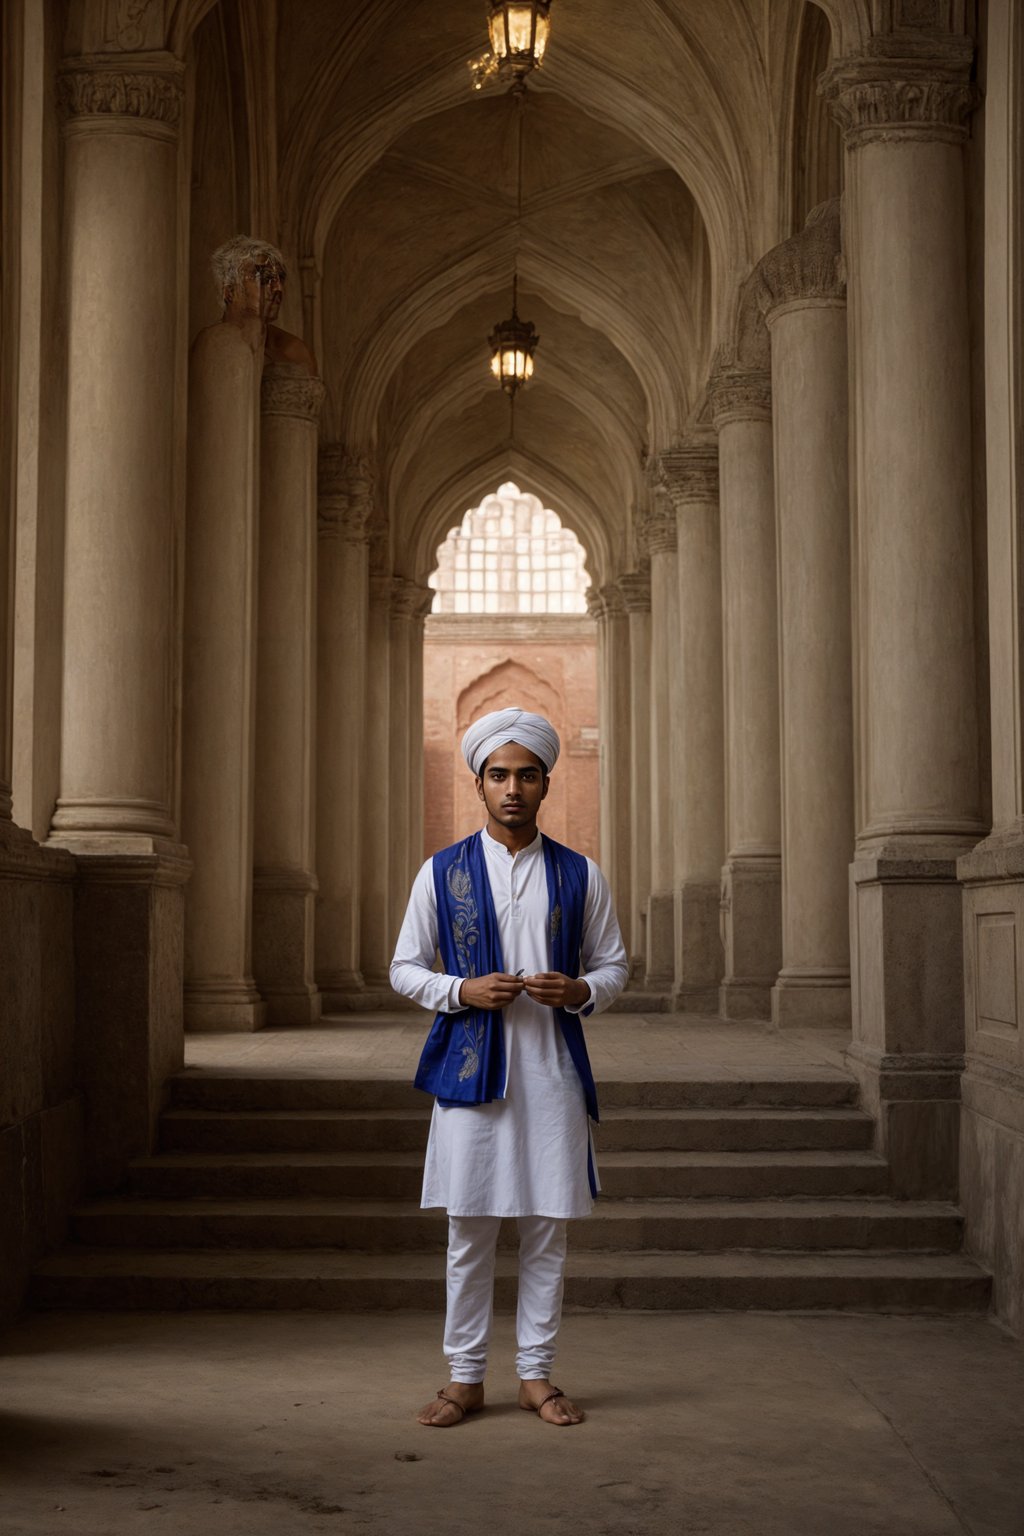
[390,829,628,1219]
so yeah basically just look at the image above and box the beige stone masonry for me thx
[50,52,184,845]
[181,319,265,1033]
[252,366,325,1026]
[657,441,725,1010]
[823,33,981,1195]
[315,448,373,1004]
[588,582,631,930]
[617,568,652,976]
[709,364,781,1020]
[360,569,392,988]
[640,483,679,989]
[759,199,854,1028]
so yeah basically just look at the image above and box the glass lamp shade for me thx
[487,1,551,80]
[488,311,539,396]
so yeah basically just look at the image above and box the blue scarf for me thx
[413,830,599,1127]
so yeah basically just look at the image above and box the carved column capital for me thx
[707,364,772,429]
[585,586,606,622]
[58,52,185,140]
[617,568,652,614]
[318,446,375,543]
[261,366,325,423]
[390,576,434,623]
[655,441,721,509]
[754,199,846,324]
[821,34,977,147]
[640,506,678,557]
[598,582,626,619]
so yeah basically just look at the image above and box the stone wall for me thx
[423,615,599,861]
[0,837,78,1319]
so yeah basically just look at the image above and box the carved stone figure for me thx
[210,235,318,375]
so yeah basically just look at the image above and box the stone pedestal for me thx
[643,493,679,989]
[315,449,372,1007]
[181,319,265,1032]
[824,36,983,1192]
[252,366,325,1025]
[360,572,392,987]
[618,570,652,977]
[759,202,854,1027]
[657,443,725,1012]
[709,367,782,1019]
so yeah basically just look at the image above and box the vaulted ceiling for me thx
[189,0,845,582]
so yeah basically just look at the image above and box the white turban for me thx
[461,707,560,776]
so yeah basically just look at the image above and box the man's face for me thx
[476,741,549,832]
[228,258,285,322]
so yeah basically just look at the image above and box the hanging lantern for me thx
[487,1,552,85]
[488,307,539,396]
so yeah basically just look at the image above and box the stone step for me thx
[70,1197,963,1254]
[595,1109,874,1153]
[158,1106,873,1156]
[166,1073,857,1113]
[129,1147,890,1202]
[30,1248,992,1314]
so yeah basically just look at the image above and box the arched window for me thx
[430,482,591,615]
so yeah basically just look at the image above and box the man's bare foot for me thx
[518,1379,585,1425]
[416,1381,485,1427]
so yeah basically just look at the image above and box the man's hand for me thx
[523,972,591,1010]
[459,972,526,1010]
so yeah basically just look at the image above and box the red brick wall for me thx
[423,615,599,861]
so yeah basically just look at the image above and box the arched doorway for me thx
[423,481,598,859]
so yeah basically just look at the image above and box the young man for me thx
[390,706,628,1428]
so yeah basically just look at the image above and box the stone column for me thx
[657,443,725,1012]
[360,569,392,988]
[47,55,190,1177]
[618,569,652,977]
[758,200,854,1026]
[251,365,325,1025]
[52,57,184,848]
[642,490,680,989]
[387,578,423,944]
[407,583,434,896]
[315,448,372,1008]
[181,317,265,1032]
[588,584,631,929]
[823,36,983,1193]
[709,365,782,1019]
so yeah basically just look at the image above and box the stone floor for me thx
[182,1010,854,1084]
[10,1017,1019,1532]
[2,1309,1023,1535]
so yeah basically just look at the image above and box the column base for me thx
[645,891,675,988]
[184,984,267,1034]
[253,873,320,1028]
[720,855,781,1021]
[771,971,851,1027]
[70,842,191,1186]
[323,985,419,1013]
[674,878,723,996]
[849,849,968,1198]
[719,980,773,1020]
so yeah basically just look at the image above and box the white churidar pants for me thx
[443,1215,568,1382]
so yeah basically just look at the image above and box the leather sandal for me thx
[519,1385,585,1425]
[422,1388,482,1427]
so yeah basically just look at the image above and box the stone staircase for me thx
[31,1070,992,1313]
